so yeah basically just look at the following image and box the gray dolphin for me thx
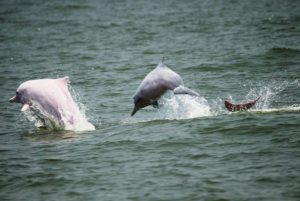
[131,58,199,116]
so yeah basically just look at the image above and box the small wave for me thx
[271,47,300,54]
[65,5,89,9]
[21,129,80,141]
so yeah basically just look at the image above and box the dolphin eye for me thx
[134,97,141,104]
[16,92,19,96]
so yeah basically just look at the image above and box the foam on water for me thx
[246,80,289,110]
[157,93,211,120]
[60,105,95,131]
[251,105,300,114]
[64,85,95,131]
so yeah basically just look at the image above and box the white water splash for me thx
[67,85,95,131]
[123,92,212,124]
[157,93,211,120]
[208,97,227,115]
[246,80,289,110]
[61,106,95,131]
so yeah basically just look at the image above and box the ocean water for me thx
[1,0,300,200]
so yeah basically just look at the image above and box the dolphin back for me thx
[134,64,183,100]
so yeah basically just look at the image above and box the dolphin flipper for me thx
[152,100,159,108]
[174,86,199,96]
[21,104,30,112]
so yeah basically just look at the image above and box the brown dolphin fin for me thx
[225,96,261,112]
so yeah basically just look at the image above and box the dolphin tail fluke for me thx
[174,86,199,96]
[225,96,261,112]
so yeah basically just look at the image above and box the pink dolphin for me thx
[9,76,93,130]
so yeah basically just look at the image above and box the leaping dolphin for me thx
[131,58,199,116]
[9,76,94,130]
[225,96,261,112]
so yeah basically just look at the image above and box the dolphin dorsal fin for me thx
[58,76,69,85]
[158,57,166,68]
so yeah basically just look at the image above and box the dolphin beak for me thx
[131,106,138,116]
[9,96,17,103]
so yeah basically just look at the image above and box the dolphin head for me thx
[9,92,21,103]
[131,95,151,116]
[9,85,32,112]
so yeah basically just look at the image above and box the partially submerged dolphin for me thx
[131,59,199,116]
[9,76,94,130]
[225,96,261,112]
